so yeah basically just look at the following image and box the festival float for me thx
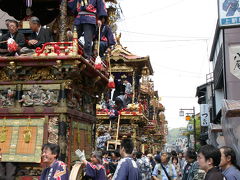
[96,37,168,153]
[0,0,168,178]
[0,0,116,178]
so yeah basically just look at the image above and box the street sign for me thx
[200,104,210,126]
[229,44,240,79]
[218,0,240,26]
[187,124,194,131]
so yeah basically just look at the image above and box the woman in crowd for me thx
[172,156,182,180]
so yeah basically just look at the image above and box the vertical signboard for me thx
[229,44,240,79]
[200,104,210,127]
[219,0,240,26]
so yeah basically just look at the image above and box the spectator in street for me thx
[75,149,107,180]
[152,152,177,180]
[28,16,53,49]
[0,19,25,56]
[219,146,240,180]
[40,143,69,180]
[102,150,110,177]
[172,156,181,179]
[112,138,140,180]
[182,148,205,180]
[136,151,152,180]
[178,151,186,172]
[171,150,178,157]
[198,144,225,180]
[109,150,121,177]
[147,154,156,170]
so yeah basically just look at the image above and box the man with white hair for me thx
[28,16,53,49]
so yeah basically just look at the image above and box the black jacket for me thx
[0,31,25,49]
[0,31,25,55]
[28,27,53,49]
[205,167,225,180]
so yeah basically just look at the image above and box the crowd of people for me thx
[36,139,240,180]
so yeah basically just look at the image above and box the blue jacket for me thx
[68,0,108,25]
[112,157,140,180]
[95,24,116,47]
[85,162,107,180]
[40,160,69,180]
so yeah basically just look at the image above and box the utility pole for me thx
[193,106,196,151]
[179,107,197,151]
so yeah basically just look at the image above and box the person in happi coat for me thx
[112,138,140,180]
[75,149,107,180]
[136,151,152,180]
[93,17,115,57]
[68,0,108,59]
[40,143,69,180]
[96,127,111,150]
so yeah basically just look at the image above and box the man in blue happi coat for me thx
[68,0,108,59]
[94,17,115,57]
[40,143,69,180]
[112,138,140,180]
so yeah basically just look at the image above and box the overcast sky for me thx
[117,0,218,128]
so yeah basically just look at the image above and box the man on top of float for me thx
[27,16,53,49]
[0,20,25,56]
[68,0,108,59]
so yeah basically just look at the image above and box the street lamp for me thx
[179,110,184,117]
[179,107,196,151]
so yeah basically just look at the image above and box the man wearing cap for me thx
[0,20,25,56]
[28,16,53,49]
[68,0,108,59]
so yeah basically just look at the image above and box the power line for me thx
[119,0,185,22]
[154,64,202,75]
[119,29,208,39]
[123,39,208,43]
[161,96,196,99]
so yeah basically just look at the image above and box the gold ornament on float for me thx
[0,117,7,143]
[23,117,32,143]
